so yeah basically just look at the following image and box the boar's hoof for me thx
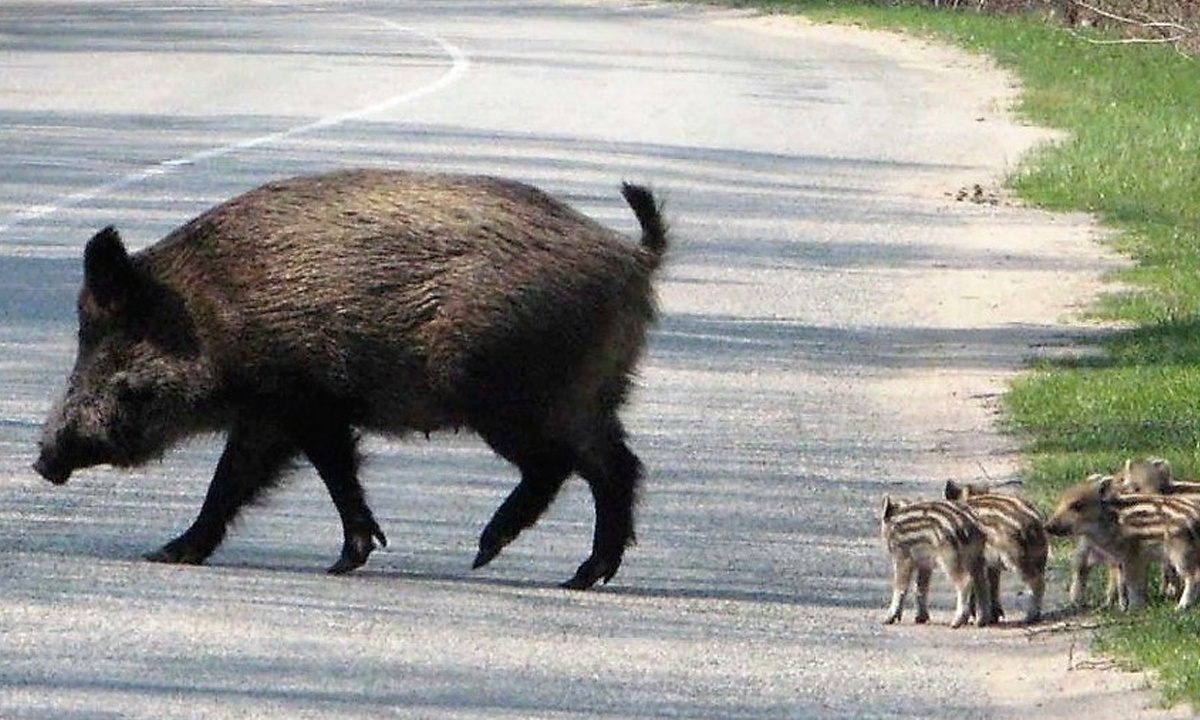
[327,523,388,575]
[560,555,621,591]
[472,529,517,571]
[144,538,212,566]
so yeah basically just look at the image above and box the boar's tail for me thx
[620,183,668,265]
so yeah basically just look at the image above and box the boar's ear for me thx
[84,226,138,313]
[881,495,895,520]
[944,480,960,501]
[1095,474,1116,499]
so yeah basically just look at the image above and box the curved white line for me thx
[0,15,470,237]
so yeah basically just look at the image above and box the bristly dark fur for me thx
[35,170,670,590]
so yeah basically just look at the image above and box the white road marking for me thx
[0,14,470,237]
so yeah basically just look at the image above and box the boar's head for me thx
[35,226,213,484]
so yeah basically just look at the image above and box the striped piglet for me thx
[880,497,995,628]
[944,481,1048,624]
[1045,475,1200,611]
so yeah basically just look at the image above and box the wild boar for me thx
[33,169,669,590]
[944,480,1048,624]
[1120,457,1200,597]
[880,496,994,628]
[1045,475,1200,611]
[1057,473,1126,608]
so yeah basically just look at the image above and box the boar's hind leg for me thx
[563,420,643,591]
[146,417,297,565]
[473,433,576,571]
[293,420,387,575]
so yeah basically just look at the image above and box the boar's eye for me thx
[1069,500,1086,512]
[112,374,144,402]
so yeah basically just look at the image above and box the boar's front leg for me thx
[146,416,297,565]
[291,418,387,574]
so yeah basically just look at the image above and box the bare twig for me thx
[1073,0,1190,33]
[1071,657,1126,672]
[973,461,1022,487]
[1068,28,1188,45]
[976,461,994,483]
[1067,0,1196,57]
[1023,619,1102,638]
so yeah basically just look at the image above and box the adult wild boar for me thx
[33,169,668,590]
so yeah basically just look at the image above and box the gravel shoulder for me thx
[723,12,1186,717]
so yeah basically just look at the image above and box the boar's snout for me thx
[33,421,97,485]
[33,448,72,485]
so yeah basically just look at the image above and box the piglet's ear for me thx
[84,226,137,312]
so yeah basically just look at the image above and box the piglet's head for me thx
[1044,474,1117,538]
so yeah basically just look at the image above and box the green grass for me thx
[1097,607,1200,706]
[684,0,1200,709]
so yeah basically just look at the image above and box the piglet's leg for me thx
[883,557,912,625]
[1069,540,1093,607]
[914,567,933,624]
[1176,573,1200,611]
[1023,569,1046,624]
[1168,538,1200,611]
[146,416,296,565]
[970,557,995,627]
[987,566,1005,622]
[1121,560,1147,612]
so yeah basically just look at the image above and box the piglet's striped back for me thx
[1111,495,1200,544]
[882,498,982,552]
[961,493,1044,545]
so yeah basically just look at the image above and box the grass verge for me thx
[683,0,1200,708]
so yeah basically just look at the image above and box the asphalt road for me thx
[0,1,1127,718]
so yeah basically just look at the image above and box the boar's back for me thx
[139,170,661,432]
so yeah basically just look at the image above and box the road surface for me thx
[0,1,1171,717]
